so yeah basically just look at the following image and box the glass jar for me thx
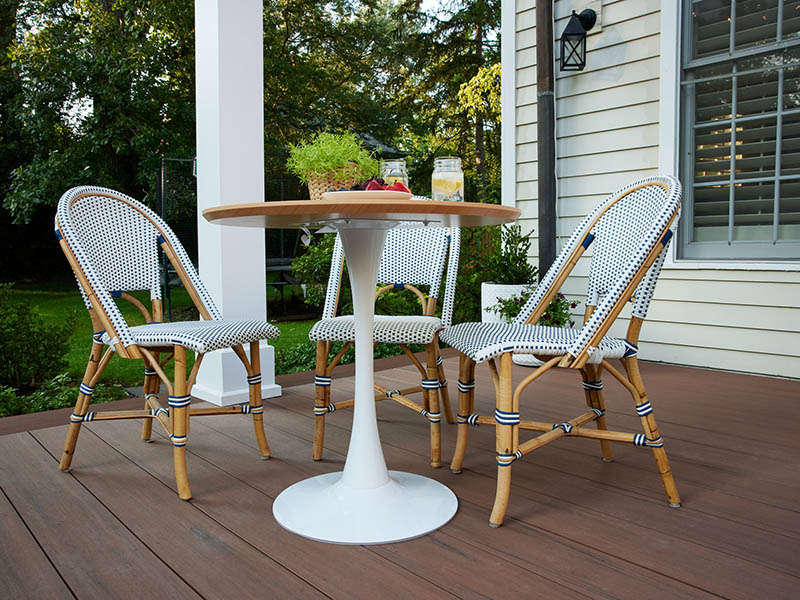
[380,159,409,187]
[431,156,464,201]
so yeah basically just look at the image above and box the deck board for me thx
[0,485,73,599]
[1,359,798,599]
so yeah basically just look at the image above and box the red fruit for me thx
[365,179,384,191]
[385,181,411,193]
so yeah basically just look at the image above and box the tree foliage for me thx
[458,61,501,122]
[2,0,501,224]
[6,0,196,220]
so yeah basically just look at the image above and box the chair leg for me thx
[489,353,515,527]
[312,341,330,461]
[171,346,191,501]
[583,364,614,462]
[425,344,442,468]
[434,340,454,424]
[60,341,105,471]
[248,341,271,459]
[622,358,681,507]
[141,353,160,442]
[450,354,475,474]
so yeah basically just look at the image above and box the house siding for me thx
[511,0,800,379]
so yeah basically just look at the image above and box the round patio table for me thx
[204,194,520,544]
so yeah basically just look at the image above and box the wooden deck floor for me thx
[1,357,798,599]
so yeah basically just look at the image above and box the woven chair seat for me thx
[309,315,442,345]
[441,322,630,365]
[101,319,280,354]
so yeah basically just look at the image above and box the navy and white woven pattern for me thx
[56,186,279,352]
[320,226,460,325]
[440,322,628,364]
[565,178,680,360]
[443,176,681,364]
[100,319,279,354]
[512,177,680,327]
[440,228,461,328]
[321,235,346,320]
[309,315,442,345]
[377,227,450,298]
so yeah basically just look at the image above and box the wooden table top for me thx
[202,197,520,229]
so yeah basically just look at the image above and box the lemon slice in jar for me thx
[432,173,464,198]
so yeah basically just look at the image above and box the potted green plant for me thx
[480,224,538,323]
[479,225,579,367]
[287,132,379,201]
[485,290,579,327]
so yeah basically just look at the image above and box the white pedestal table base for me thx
[272,471,458,544]
[272,223,458,544]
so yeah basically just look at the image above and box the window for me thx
[680,0,800,260]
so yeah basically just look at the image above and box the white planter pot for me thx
[480,282,541,368]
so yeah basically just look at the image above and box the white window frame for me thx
[659,2,799,272]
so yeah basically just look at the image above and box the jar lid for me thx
[433,156,462,168]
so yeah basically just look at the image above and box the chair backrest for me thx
[55,186,221,352]
[513,175,681,364]
[321,226,461,327]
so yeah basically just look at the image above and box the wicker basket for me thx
[307,164,360,201]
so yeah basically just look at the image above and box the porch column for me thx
[192,0,281,405]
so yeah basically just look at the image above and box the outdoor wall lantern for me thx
[560,8,597,71]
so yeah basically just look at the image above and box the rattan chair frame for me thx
[55,186,276,500]
[312,227,460,467]
[444,176,682,526]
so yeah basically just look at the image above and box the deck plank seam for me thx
[28,429,209,600]
[0,477,79,600]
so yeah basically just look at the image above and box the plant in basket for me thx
[287,132,379,200]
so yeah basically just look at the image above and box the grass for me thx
[9,282,318,387]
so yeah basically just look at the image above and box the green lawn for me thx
[9,282,317,387]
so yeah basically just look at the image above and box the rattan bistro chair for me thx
[310,226,460,467]
[55,186,280,500]
[441,176,682,526]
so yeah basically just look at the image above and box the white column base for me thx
[191,341,281,406]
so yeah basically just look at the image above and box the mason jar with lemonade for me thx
[380,159,409,187]
[431,156,464,202]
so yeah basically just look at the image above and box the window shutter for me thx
[681,0,800,259]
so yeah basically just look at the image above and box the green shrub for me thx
[277,341,319,374]
[452,224,540,324]
[483,224,538,285]
[0,283,75,392]
[292,233,340,309]
[0,373,127,417]
[0,385,27,417]
[276,340,423,374]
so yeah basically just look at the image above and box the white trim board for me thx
[501,0,517,210]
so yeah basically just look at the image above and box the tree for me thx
[0,0,30,200]
[3,0,402,222]
[2,0,500,225]
[381,0,501,201]
[5,0,196,222]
